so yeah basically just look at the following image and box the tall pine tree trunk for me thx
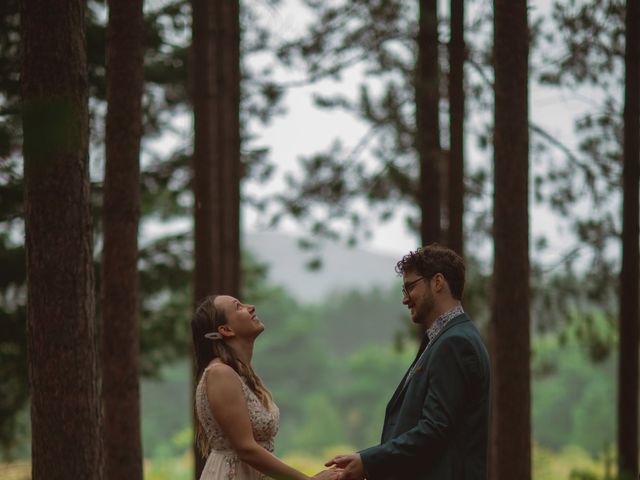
[448,0,464,256]
[416,0,442,245]
[618,0,639,478]
[191,0,241,477]
[22,1,102,478]
[101,0,144,479]
[491,0,531,479]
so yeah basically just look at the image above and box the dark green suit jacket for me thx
[359,313,490,480]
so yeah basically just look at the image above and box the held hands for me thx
[312,467,342,480]
[325,453,365,480]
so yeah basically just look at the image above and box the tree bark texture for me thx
[191,0,241,477]
[618,0,640,478]
[21,1,102,478]
[416,0,442,245]
[448,0,465,257]
[491,0,531,479]
[191,0,241,305]
[101,0,144,479]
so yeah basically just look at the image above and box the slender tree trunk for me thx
[22,1,102,478]
[191,0,241,477]
[101,1,144,479]
[618,1,639,479]
[448,0,464,257]
[416,0,442,245]
[490,1,531,479]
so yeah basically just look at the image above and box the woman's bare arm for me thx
[205,364,336,480]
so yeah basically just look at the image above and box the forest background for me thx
[1,0,638,479]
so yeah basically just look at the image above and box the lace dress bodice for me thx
[195,364,280,480]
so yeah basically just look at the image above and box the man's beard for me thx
[412,292,435,324]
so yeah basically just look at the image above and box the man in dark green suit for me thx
[327,245,490,480]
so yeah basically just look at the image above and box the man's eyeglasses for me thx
[402,277,425,298]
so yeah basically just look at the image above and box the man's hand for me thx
[325,453,365,480]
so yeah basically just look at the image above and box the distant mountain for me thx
[244,231,402,302]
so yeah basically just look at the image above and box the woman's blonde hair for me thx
[191,295,273,457]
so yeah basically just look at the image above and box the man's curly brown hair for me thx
[395,244,465,300]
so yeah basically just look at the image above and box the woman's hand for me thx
[312,467,341,480]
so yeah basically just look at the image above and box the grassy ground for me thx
[0,461,29,480]
[1,443,615,480]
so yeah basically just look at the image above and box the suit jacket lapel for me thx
[386,314,469,414]
[386,369,411,415]
[386,332,430,415]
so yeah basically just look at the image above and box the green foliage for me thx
[533,443,616,480]
[289,394,348,451]
[144,450,193,480]
[141,362,192,459]
[530,267,618,362]
[532,332,616,454]
[334,344,414,447]
[314,286,408,355]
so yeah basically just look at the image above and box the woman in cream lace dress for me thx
[192,295,340,480]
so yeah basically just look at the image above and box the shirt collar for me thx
[426,304,464,343]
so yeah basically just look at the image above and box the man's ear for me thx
[433,273,446,293]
